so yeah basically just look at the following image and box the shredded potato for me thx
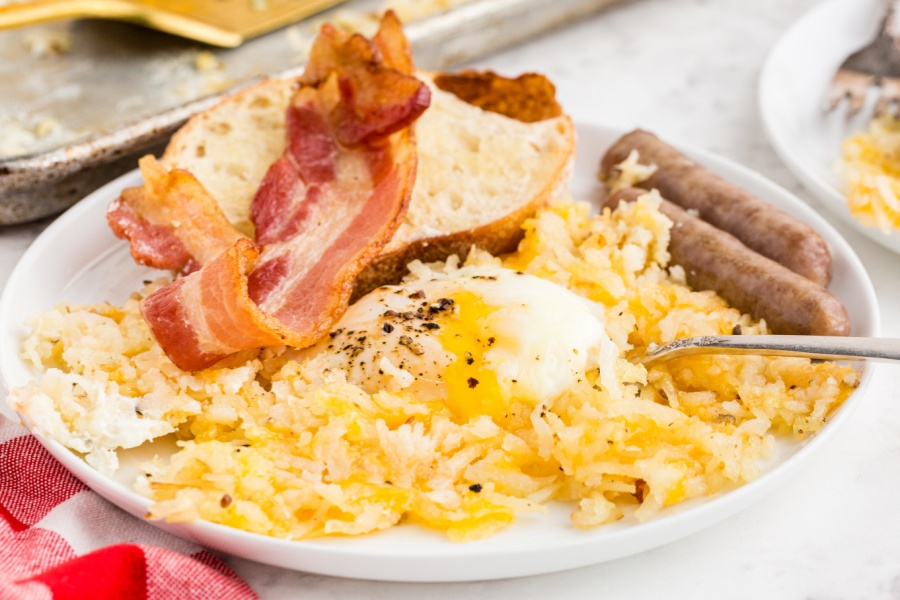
[7,198,859,541]
[839,115,900,232]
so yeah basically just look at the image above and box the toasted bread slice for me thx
[161,70,575,295]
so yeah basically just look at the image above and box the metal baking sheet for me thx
[0,0,626,224]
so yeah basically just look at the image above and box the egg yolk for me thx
[438,291,506,422]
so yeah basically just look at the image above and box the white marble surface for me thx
[4,0,900,597]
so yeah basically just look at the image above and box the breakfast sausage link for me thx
[604,189,851,336]
[600,129,833,287]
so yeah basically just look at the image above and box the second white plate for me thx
[759,0,900,253]
[0,122,879,582]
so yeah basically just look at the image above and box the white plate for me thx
[0,122,879,582]
[759,0,900,252]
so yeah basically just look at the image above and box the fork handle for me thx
[645,335,900,364]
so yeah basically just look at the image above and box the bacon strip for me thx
[108,157,247,274]
[112,12,430,371]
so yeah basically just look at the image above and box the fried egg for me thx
[298,264,620,420]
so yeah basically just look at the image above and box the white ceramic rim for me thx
[0,121,880,582]
[758,0,900,253]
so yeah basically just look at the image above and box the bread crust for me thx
[156,71,575,299]
[432,70,563,123]
[353,114,574,299]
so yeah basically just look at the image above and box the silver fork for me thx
[827,0,900,115]
[637,335,900,366]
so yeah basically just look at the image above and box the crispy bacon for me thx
[112,12,430,371]
[108,157,247,274]
[140,239,289,371]
[107,190,192,272]
[299,18,429,147]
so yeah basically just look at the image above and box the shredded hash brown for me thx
[8,196,859,542]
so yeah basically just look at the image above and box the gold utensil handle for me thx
[0,0,243,47]
[0,0,133,28]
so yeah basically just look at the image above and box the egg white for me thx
[297,265,619,418]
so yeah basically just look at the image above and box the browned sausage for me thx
[600,130,833,287]
[604,188,851,336]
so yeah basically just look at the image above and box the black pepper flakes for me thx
[382,323,394,334]
[467,377,479,389]
[429,298,454,314]
[399,335,424,355]
[422,322,440,330]
[487,337,496,346]
[732,324,743,335]
[469,483,483,493]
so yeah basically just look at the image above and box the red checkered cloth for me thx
[0,415,258,600]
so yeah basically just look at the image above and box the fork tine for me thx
[849,89,868,114]
[827,70,876,113]
[826,72,851,110]
[848,85,870,114]
[874,92,894,116]
[876,75,900,116]
[826,84,847,111]
[850,76,874,114]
